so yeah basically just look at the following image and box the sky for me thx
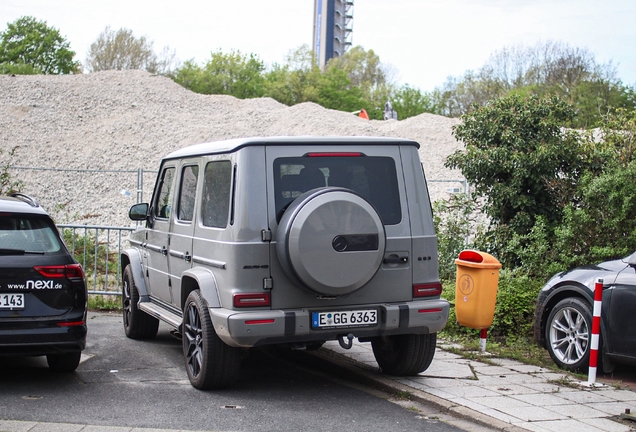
[1,0,635,91]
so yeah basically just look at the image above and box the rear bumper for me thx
[0,317,87,356]
[210,299,450,348]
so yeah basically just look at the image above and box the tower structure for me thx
[313,0,354,70]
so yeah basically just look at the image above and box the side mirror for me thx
[129,203,149,221]
[627,251,636,267]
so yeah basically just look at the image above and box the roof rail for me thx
[10,193,39,208]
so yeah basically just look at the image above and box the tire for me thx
[182,290,241,390]
[46,351,81,372]
[546,297,596,372]
[122,265,159,339]
[371,333,437,376]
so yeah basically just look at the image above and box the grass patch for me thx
[440,333,556,370]
[393,390,412,400]
[88,294,122,312]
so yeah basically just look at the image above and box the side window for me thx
[201,161,232,228]
[154,167,176,219]
[177,165,199,222]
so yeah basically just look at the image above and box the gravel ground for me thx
[0,70,464,227]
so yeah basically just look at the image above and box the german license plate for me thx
[311,309,377,329]
[0,293,24,310]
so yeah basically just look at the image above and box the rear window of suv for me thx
[0,215,63,253]
[274,156,402,225]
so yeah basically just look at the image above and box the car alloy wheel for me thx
[182,290,240,389]
[546,297,593,371]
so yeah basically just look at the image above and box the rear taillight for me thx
[233,293,271,308]
[245,319,275,325]
[57,321,85,327]
[34,264,85,279]
[413,282,442,298]
[418,308,443,314]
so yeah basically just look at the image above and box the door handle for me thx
[184,252,192,263]
[383,255,408,264]
[161,246,168,256]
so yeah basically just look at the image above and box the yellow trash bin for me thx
[455,250,502,329]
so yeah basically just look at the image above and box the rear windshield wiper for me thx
[0,248,25,255]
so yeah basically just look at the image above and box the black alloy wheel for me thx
[122,266,159,339]
[182,289,240,390]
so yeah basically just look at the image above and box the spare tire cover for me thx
[276,187,386,296]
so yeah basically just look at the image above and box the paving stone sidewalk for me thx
[318,340,636,432]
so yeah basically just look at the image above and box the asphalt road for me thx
[0,312,471,432]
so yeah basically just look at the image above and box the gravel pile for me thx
[0,70,464,227]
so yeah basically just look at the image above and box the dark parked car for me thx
[0,193,87,371]
[534,252,636,372]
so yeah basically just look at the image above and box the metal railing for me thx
[58,224,135,296]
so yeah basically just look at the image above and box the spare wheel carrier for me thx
[276,187,386,296]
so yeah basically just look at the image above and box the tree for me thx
[263,45,321,106]
[435,41,636,127]
[391,85,438,119]
[316,66,366,112]
[326,46,396,118]
[85,26,178,74]
[552,108,636,265]
[446,94,594,264]
[0,16,79,74]
[326,46,386,89]
[173,50,265,99]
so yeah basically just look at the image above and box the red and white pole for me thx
[587,278,603,385]
[479,328,487,352]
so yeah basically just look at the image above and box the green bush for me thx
[433,193,481,281]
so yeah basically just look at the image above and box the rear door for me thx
[167,160,200,307]
[266,144,413,309]
[145,164,176,304]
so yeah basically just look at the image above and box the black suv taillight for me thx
[413,282,442,298]
[34,264,85,279]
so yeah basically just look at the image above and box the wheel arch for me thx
[536,283,591,348]
[120,248,149,299]
[179,266,221,311]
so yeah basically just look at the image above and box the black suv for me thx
[0,193,87,371]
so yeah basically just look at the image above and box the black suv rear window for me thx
[274,156,401,225]
[0,215,63,253]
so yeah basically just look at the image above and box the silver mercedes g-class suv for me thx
[121,136,449,389]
